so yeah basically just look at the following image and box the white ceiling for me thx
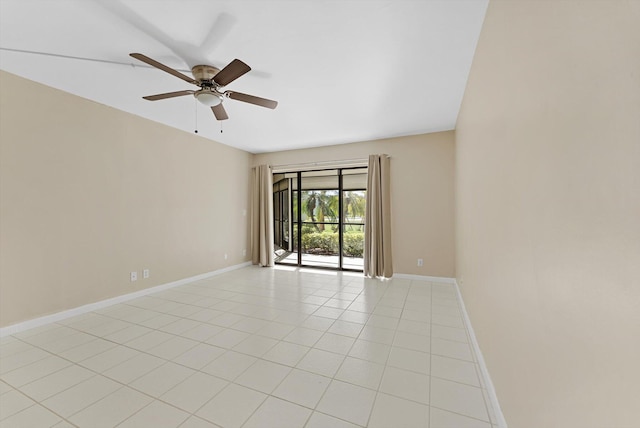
[0,0,488,154]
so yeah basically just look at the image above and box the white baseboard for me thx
[0,262,252,338]
[393,273,456,284]
[453,279,508,428]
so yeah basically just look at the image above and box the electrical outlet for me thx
[417,258,424,267]
[143,269,149,279]
[130,271,137,282]
[224,253,228,260]
[242,249,246,257]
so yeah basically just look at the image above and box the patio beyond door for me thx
[273,167,367,271]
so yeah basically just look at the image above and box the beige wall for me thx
[455,1,640,427]
[0,71,252,327]
[0,71,454,327]
[254,132,456,277]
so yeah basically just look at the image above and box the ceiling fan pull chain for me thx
[220,121,223,134]
[194,99,199,134]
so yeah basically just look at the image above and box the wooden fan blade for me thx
[211,103,229,120]
[228,91,278,109]
[142,90,195,101]
[130,53,197,85]
[213,59,251,86]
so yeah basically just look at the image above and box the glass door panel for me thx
[274,175,295,264]
[342,189,366,270]
[300,171,339,269]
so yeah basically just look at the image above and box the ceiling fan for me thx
[129,53,277,121]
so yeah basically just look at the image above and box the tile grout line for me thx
[172,277,358,427]
[4,335,201,426]
[297,281,372,427]
[364,278,413,428]
[230,279,371,428]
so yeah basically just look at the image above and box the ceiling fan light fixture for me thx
[195,90,223,107]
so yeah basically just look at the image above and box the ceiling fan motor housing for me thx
[192,65,224,106]
[191,65,220,84]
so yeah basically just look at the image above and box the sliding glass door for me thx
[341,169,367,270]
[274,167,367,271]
[272,174,289,252]
[300,171,340,269]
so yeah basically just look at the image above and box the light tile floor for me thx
[0,266,499,427]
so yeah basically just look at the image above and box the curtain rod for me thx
[272,158,369,168]
[271,157,374,173]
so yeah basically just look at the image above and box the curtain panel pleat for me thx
[364,154,393,278]
[251,165,274,267]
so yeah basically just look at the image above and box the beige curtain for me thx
[364,154,393,278]
[251,165,274,267]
